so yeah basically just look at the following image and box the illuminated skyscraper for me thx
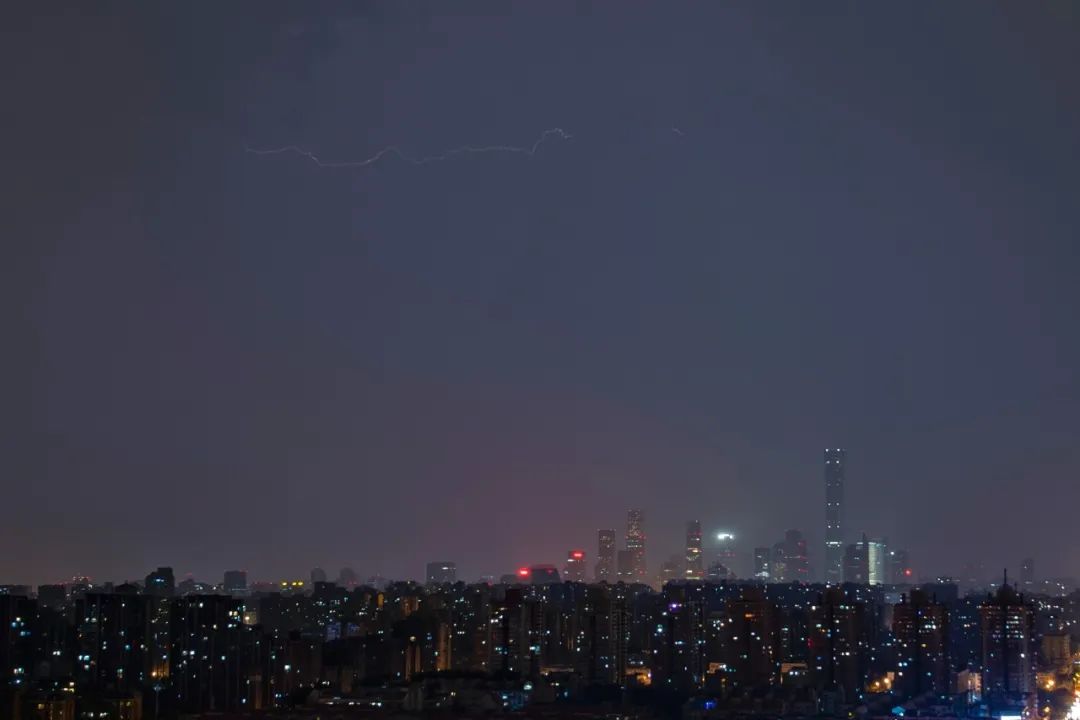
[626,510,646,583]
[685,521,703,580]
[715,531,738,579]
[824,448,846,584]
[596,529,616,582]
[867,537,887,586]
[564,550,586,582]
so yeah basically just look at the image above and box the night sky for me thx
[5,3,1080,586]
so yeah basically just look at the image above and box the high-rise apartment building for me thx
[824,448,846,584]
[685,521,703,580]
[893,589,949,697]
[980,581,1036,700]
[596,529,616,582]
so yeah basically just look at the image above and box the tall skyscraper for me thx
[842,536,870,584]
[596,529,616,582]
[771,529,809,583]
[867,537,888,586]
[715,532,738,579]
[889,549,913,584]
[685,521,703,580]
[626,510,646,583]
[824,448,846,584]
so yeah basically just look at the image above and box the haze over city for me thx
[5,3,1080,587]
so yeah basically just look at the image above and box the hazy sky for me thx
[4,3,1080,586]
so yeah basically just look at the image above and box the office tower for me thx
[892,589,949,697]
[310,567,328,585]
[685,521,704,580]
[426,561,457,585]
[824,448,846,584]
[754,547,771,581]
[715,532,738,579]
[223,570,247,593]
[1020,558,1034,589]
[529,565,561,585]
[888,550,913,584]
[772,529,809,583]
[626,510,647,583]
[706,560,732,581]
[842,536,870,584]
[980,579,1036,701]
[563,550,586,583]
[659,556,683,587]
[144,567,175,597]
[867,537,888,586]
[616,550,636,582]
[596,529,616,582]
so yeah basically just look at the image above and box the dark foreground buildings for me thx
[0,569,1073,719]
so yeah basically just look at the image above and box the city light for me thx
[715,532,735,541]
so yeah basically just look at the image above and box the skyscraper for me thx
[715,532,738,579]
[426,561,457,585]
[842,536,870,584]
[753,547,771,581]
[867,537,888,586]
[626,510,646,583]
[824,448,846,584]
[596,529,616,582]
[685,521,703,580]
[563,550,586,583]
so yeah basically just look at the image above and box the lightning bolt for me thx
[244,128,571,169]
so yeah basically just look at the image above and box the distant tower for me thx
[311,567,328,585]
[1020,557,1034,589]
[596,529,616,582]
[824,448,847,584]
[685,521,704,580]
[564,550,586,583]
[626,510,647,583]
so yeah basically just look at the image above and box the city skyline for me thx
[6,5,1080,597]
